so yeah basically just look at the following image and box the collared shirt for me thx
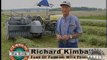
[56,15,83,43]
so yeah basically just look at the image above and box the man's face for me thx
[61,5,70,16]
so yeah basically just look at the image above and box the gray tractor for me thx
[5,15,44,40]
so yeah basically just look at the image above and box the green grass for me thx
[15,36,58,48]
[79,33,106,47]
[80,20,106,27]
[78,15,106,20]
[82,26,106,36]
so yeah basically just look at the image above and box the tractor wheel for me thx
[32,33,42,38]
[37,33,42,38]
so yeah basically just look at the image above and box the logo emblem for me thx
[88,49,105,60]
[9,43,30,60]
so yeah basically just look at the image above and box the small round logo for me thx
[9,43,30,60]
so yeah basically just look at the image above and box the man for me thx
[56,1,83,48]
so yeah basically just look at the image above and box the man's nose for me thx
[63,8,66,11]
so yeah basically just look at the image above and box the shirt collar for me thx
[62,14,71,20]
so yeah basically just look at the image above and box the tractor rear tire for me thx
[32,33,42,38]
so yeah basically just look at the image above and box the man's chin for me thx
[63,14,69,16]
